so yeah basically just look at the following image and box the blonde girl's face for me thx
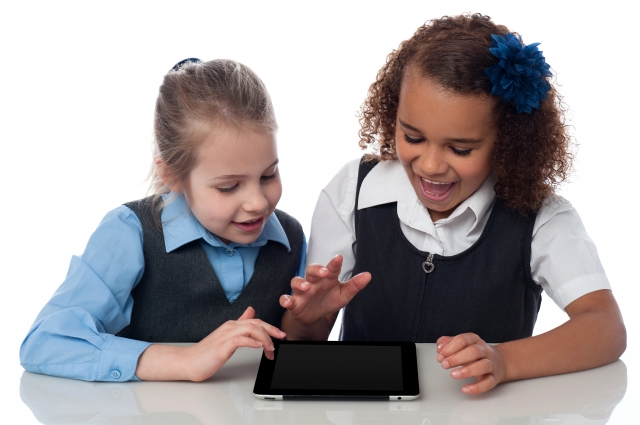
[395,74,498,222]
[183,125,282,245]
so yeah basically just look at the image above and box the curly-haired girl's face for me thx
[396,74,498,221]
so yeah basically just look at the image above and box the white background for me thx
[1,0,639,422]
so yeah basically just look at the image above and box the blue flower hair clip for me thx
[485,33,552,114]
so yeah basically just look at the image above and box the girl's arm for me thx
[436,289,626,394]
[21,205,285,382]
[20,206,150,381]
[280,160,364,340]
[437,202,625,393]
[135,306,284,381]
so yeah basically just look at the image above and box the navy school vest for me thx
[116,197,303,343]
[341,158,542,343]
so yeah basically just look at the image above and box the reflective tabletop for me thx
[20,344,627,425]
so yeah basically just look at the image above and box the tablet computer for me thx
[253,341,419,400]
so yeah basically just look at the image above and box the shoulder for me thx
[533,194,574,236]
[122,195,167,236]
[83,204,145,260]
[358,159,406,207]
[123,195,160,218]
[322,157,397,207]
[274,209,303,234]
[316,157,404,220]
[325,156,394,190]
[314,158,362,220]
[101,204,143,234]
[273,209,305,250]
[323,158,362,195]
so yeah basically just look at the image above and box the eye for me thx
[216,184,238,193]
[260,172,277,182]
[451,147,472,156]
[403,133,425,144]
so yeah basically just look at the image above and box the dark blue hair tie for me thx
[171,58,202,72]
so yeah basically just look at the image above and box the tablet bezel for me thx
[253,341,419,400]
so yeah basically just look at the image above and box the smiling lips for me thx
[419,177,456,202]
[232,216,265,232]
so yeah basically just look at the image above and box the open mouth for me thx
[419,177,456,202]
[231,216,265,232]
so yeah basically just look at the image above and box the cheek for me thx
[395,138,416,165]
[211,198,235,219]
[196,192,236,222]
[267,180,283,208]
[456,153,493,183]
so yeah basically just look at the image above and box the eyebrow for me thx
[211,160,279,181]
[445,137,482,144]
[398,119,483,144]
[399,120,422,134]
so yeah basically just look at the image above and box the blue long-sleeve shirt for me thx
[20,193,306,382]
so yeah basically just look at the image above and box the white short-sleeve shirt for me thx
[307,159,610,310]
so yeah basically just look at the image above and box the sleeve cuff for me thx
[97,335,151,382]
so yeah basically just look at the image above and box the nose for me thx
[243,185,269,214]
[417,143,448,176]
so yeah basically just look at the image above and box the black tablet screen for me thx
[270,344,403,391]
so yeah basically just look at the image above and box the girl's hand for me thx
[184,306,285,381]
[279,255,371,336]
[136,306,285,381]
[436,333,507,394]
[280,255,371,324]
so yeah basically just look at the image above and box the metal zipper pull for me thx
[422,253,434,274]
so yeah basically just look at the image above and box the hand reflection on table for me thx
[444,359,628,425]
[19,347,627,425]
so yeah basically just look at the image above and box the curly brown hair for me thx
[358,13,573,213]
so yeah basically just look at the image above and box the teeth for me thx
[422,177,452,185]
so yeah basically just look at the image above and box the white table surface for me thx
[18,344,628,425]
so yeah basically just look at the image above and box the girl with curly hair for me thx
[280,14,626,394]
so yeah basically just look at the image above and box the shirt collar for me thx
[160,192,291,253]
[357,160,496,236]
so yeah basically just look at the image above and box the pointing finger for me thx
[248,319,286,339]
[340,272,371,301]
[304,264,331,283]
[237,306,255,321]
[324,255,344,278]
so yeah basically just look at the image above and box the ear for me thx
[155,157,182,193]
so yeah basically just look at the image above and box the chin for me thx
[235,233,262,245]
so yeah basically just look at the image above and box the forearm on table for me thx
[136,344,191,381]
[282,311,339,341]
[497,290,626,382]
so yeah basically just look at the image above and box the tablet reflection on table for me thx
[19,346,628,425]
